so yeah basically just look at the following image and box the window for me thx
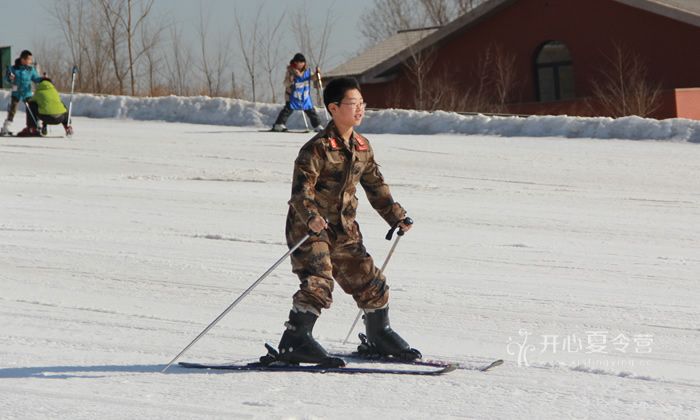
[535,41,575,102]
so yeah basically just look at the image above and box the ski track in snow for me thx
[1,116,699,419]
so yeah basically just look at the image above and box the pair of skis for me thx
[178,349,503,376]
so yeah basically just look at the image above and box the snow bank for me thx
[2,90,699,142]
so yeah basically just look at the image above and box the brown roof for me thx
[616,0,700,26]
[325,28,439,80]
[329,0,700,83]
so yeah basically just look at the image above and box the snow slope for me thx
[2,90,700,142]
[1,116,699,419]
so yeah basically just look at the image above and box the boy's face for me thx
[329,89,365,128]
[293,60,305,70]
[21,55,33,66]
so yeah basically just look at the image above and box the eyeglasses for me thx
[336,101,367,110]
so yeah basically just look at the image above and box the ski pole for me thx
[300,110,310,131]
[24,101,41,131]
[315,68,331,122]
[342,217,413,344]
[67,65,78,126]
[162,232,314,373]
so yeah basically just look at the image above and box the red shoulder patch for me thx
[354,135,369,151]
[327,137,341,150]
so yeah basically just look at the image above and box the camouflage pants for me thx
[287,223,389,314]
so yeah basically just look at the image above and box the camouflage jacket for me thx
[287,122,406,242]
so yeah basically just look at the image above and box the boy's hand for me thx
[8,73,15,81]
[397,220,413,234]
[308,216,328,234]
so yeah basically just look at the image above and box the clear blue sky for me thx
[0,0,372,70]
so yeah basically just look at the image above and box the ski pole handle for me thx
[307,217,329,237]
[385,217,413,240]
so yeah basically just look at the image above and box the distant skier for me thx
[264,77,420,367]
[16,78,73,137]
[1,50,42,136]
[271,53,323,132]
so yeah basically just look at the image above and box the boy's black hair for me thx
[20,50,33,59]
[323,77,361,112]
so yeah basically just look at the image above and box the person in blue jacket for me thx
[271,53,323,132]
[2,50,42,136]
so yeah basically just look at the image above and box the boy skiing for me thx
[271,53,323,132]
[264,77,420,367]
[17,78,73,137]
[1,50,42,136]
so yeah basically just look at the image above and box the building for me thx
[327,0,700,120]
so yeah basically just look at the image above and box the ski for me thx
[472,359,504,371]
[2,135,65,139]
[340,336,503,372]
[178,361,457,376]
[259,129,310,133]
[334,353,504,372]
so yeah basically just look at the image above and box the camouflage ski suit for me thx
[286,122,407,314]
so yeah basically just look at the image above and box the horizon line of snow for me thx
[1,91,699,143]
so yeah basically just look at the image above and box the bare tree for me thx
[489,44,518,112]
[439,43,518,113]
[290,1,335,104]
[402,45,438,110]
[139,12,164,96]
[119,0,156,95]
[234,5,263,102]
[230,71,245,99]
[420,0,450,25]
[360,0,487,46]
[163,26,192,96]
[398,42,518,113]
[259,10,286,103]
[33,38,68,89]
[360,0,422,47]
[50,0,115,93]
[96,0,128,94]
[591,43,661,117]
[290,2,334,72]
[455,0,485,14]
[52,0,89,91]
[196,4,215,96]
[51,0,103,92]
[210,34,233,97]
[196,3,233,97]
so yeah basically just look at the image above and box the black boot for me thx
[264,310,345,367]
[360,307,422,361]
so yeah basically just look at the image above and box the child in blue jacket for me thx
[271,53,323,132]
[2,50,42,135]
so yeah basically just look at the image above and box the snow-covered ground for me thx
[1,115,699,419]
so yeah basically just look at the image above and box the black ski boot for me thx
[358,307,422,361]
[261,310,345,367]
